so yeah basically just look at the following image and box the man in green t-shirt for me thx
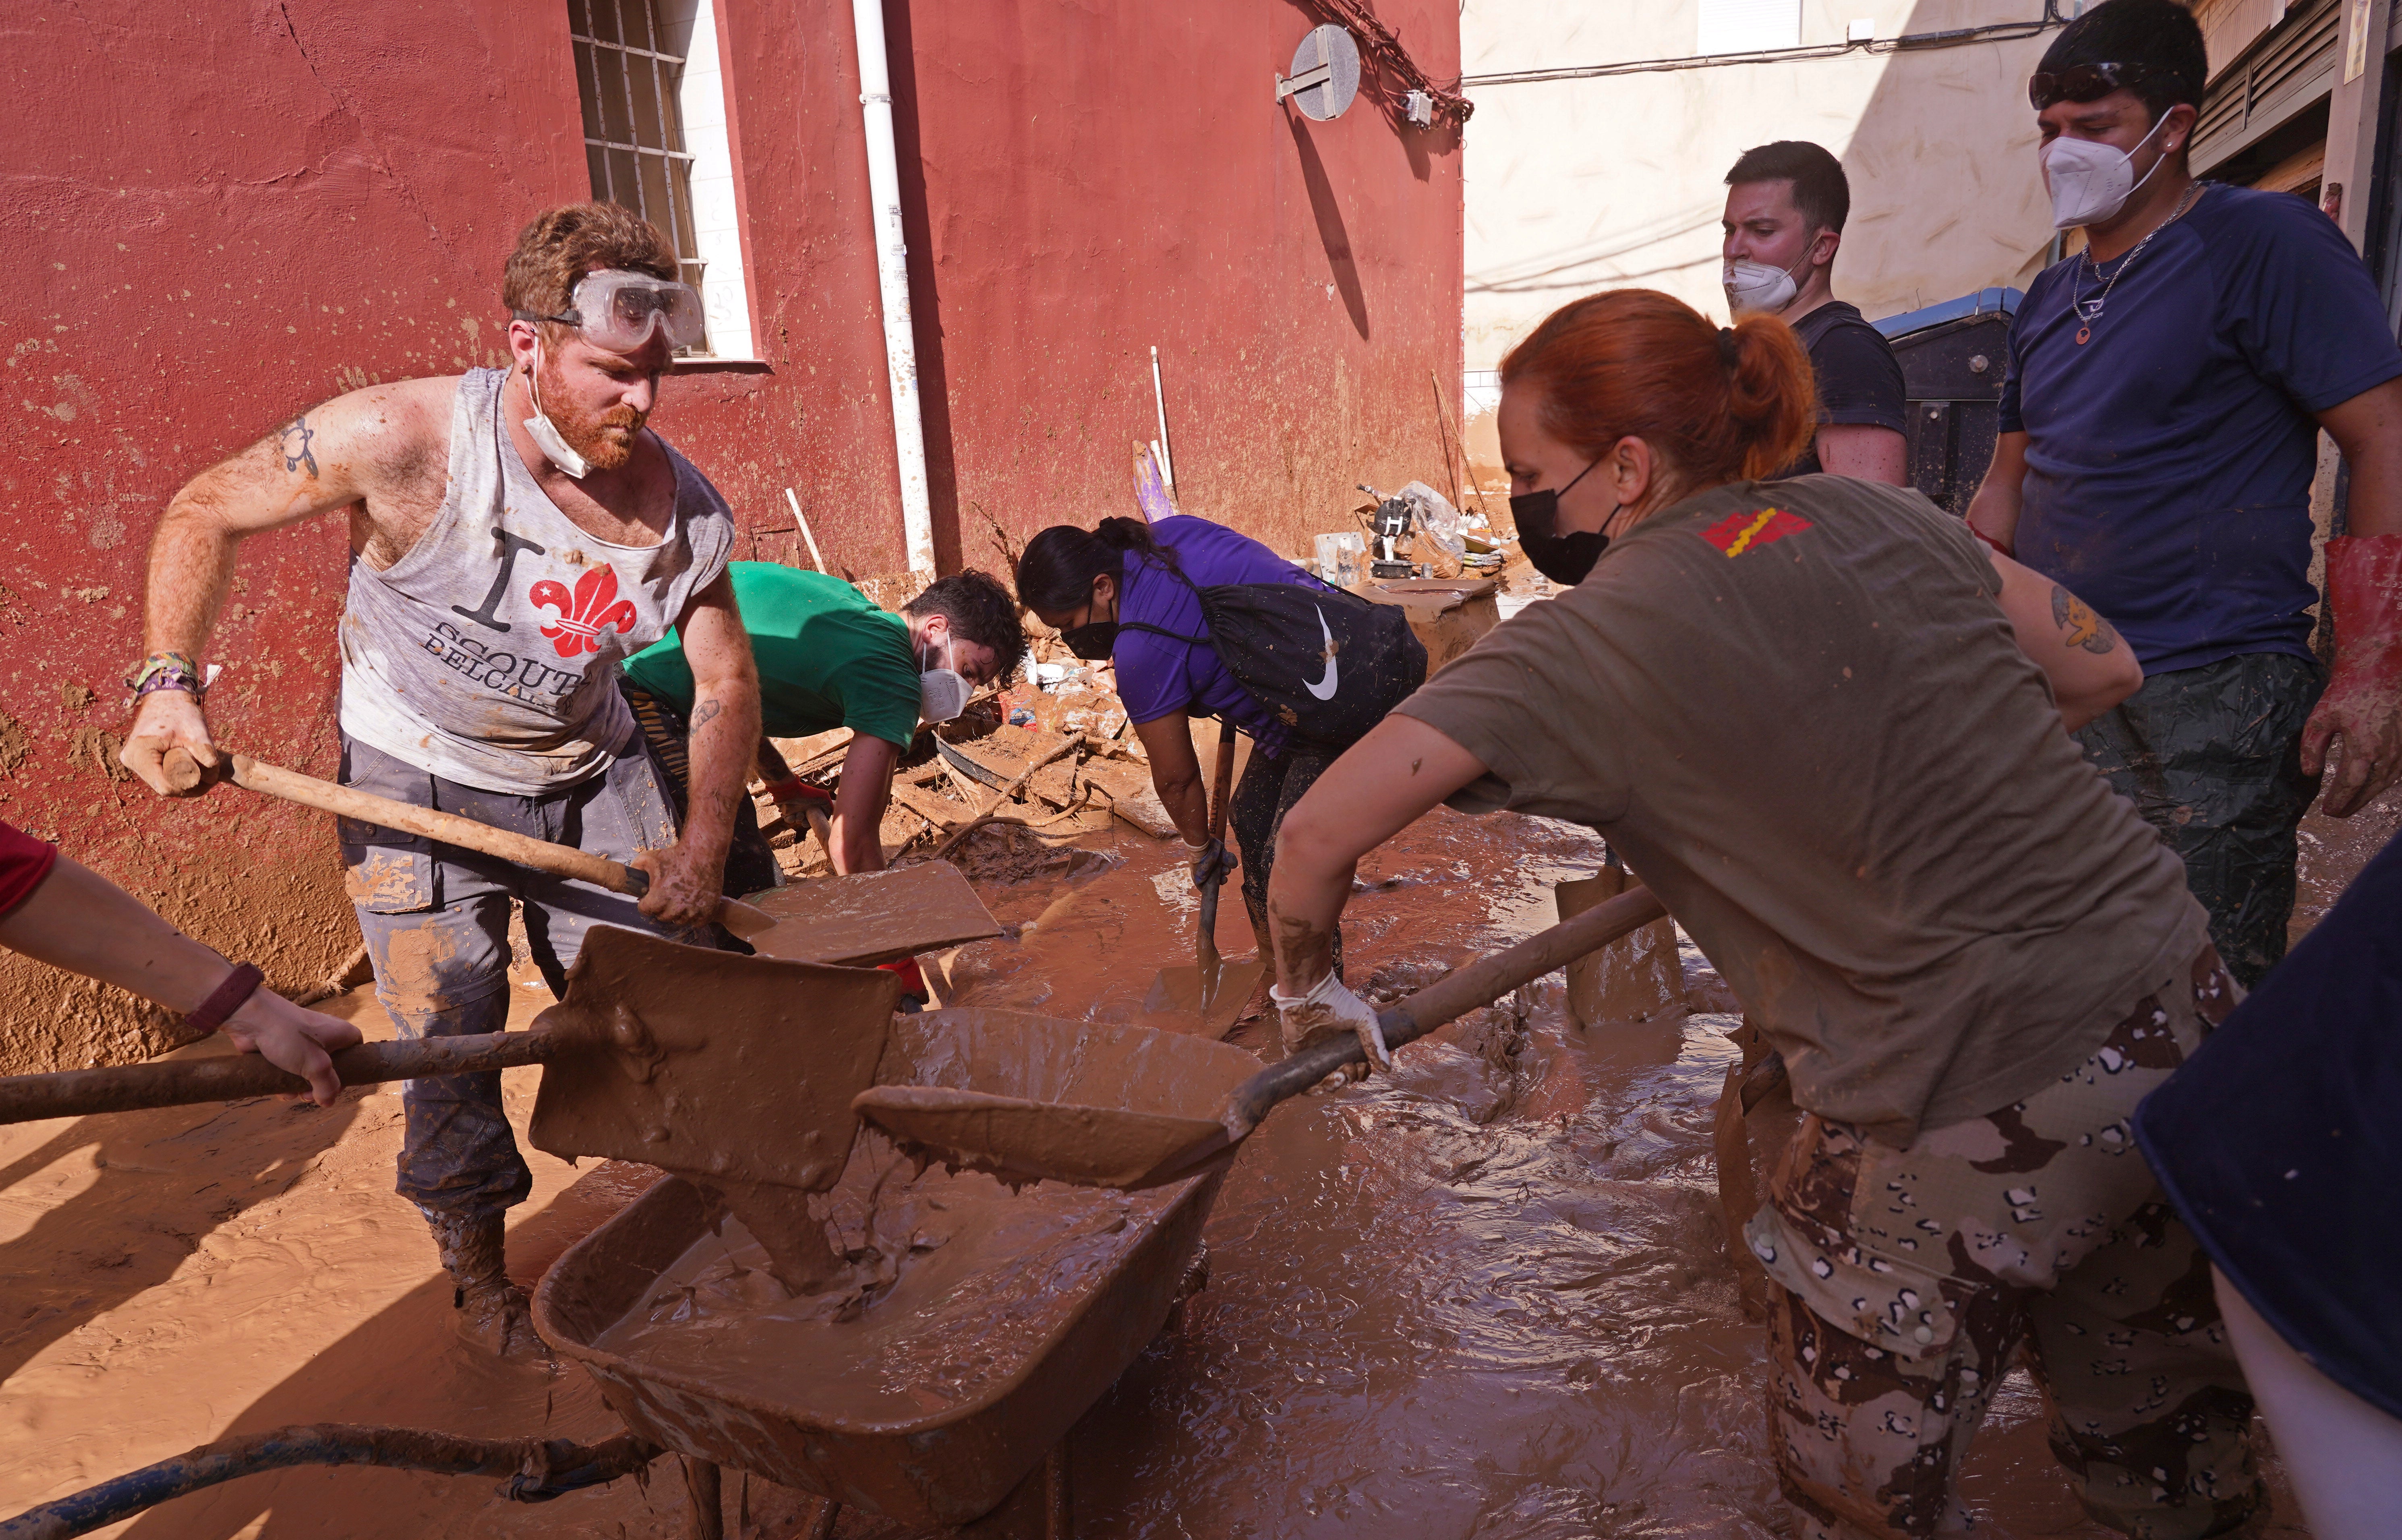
[621,563,1023,880]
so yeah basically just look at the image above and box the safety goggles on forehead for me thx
[2028,60,2185,111]
[514,269,706,353]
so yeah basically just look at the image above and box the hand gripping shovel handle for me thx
[180,751,776,942]
[0,1031,555,1125]
[1222,884,1667,1139]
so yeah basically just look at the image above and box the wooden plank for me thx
[1081,760,1178,839]
[890,781,971,830]
[745,861,1002,968]
[937,727,1080,808]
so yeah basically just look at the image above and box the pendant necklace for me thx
[2072,181,2204,345]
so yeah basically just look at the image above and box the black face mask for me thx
[1518,528,1611,586]
[1510,456,1613,586]
[1060,621,1119,659]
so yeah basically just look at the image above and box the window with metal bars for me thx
[571,0,711,354]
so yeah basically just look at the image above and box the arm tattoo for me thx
[279,417,320,478]
[2049,584,2120,655]
[689,698,724,732]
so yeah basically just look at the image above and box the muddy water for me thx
[894,807,2306,1539]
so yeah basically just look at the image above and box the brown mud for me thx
[2,787,2377,1536]
[594,1145,1177,1423]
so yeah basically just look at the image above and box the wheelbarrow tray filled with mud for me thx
[532,1009,1259,1528]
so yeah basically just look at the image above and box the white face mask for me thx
[522,341,590,478]
[918,633,972,724]
[2041,112,2174,230]
[1723,250,1811,316]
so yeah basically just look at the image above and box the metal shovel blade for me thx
[1144,954,1269,1036]
[853,1008,1265,1188]
[1555,868,1684,1027]
[856,1085,1228,1191]
[743,860,1001,968]
[527,924,898,1192]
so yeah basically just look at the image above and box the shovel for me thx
[858,884,1667,1189]
[1554,851,1684,1027]
[0,925,896,1195]
[1141,720,1267,1035]
[209,756,1002,967]
[172,750,779,942]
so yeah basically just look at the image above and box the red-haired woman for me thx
[1264,290,2264,1538]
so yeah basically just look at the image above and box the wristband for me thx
[187,962,264,1035]
[1968,524,2014,560]
[126,652,209,703]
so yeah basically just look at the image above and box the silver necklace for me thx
[2072,181,2203,346]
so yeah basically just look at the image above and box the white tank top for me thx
[338,368,736,795]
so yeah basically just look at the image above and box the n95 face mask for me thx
[2041,112,2172,230]
[522,340,591,479]
[1723,253,1806,317]
[919,636,972,724]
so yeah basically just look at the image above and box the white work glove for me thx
[1271,971,1391,1074]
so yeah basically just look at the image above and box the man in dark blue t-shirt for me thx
[1968,0,2402,985]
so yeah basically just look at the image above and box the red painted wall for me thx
[0,0,1461,1070]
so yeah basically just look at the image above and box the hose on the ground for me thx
[0,1424,663,1539]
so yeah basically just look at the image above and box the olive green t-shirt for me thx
[1398,476,2207,1144]
[621,562,923,748]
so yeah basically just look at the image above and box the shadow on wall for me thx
[1836,0,2060,321]
[1289,112,1373,340]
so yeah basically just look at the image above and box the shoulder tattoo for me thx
[279,416,320,479]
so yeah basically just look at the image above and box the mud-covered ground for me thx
[6,782,2386,1537]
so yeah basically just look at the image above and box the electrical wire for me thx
[1457,2,2069,91]
[1303,0,1476,125]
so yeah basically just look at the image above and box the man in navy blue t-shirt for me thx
[1967,0,2402,985]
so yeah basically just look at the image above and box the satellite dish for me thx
[1277,24,1360,121]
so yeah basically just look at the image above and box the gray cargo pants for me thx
[338,733,706,1221]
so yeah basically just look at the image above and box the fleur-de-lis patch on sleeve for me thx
[530,565,640,657]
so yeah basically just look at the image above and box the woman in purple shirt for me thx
[1017,515,1355,979]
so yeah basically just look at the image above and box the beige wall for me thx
[1459,0,2068,460]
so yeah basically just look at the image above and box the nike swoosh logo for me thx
[1305,606,1339,700]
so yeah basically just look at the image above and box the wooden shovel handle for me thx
[1196,720,1238,967]
[0,1031,555,1125]
[1223,884,1667,1134]
[1206,719,1237,845]
[218,753,775,941]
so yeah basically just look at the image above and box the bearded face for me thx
[535,344,652,473]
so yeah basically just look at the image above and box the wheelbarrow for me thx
[532,1007,1262,1535]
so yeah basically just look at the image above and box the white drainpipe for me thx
[851,0,936,580]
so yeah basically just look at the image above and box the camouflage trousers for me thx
[1743,950,2264,1539]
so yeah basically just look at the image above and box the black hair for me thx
[1013,517,1180,617]
[2038,0,2207,122]
[1724,141,1851,236]
[902,569,1027,679]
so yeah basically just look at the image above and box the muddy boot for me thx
[422,1207,541,1359]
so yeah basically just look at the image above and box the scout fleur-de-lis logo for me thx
[529,566,639,658]
[1700,506,1814,557]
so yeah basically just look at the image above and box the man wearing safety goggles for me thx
[116,202,761,1358]
[1967,0,2402,992]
